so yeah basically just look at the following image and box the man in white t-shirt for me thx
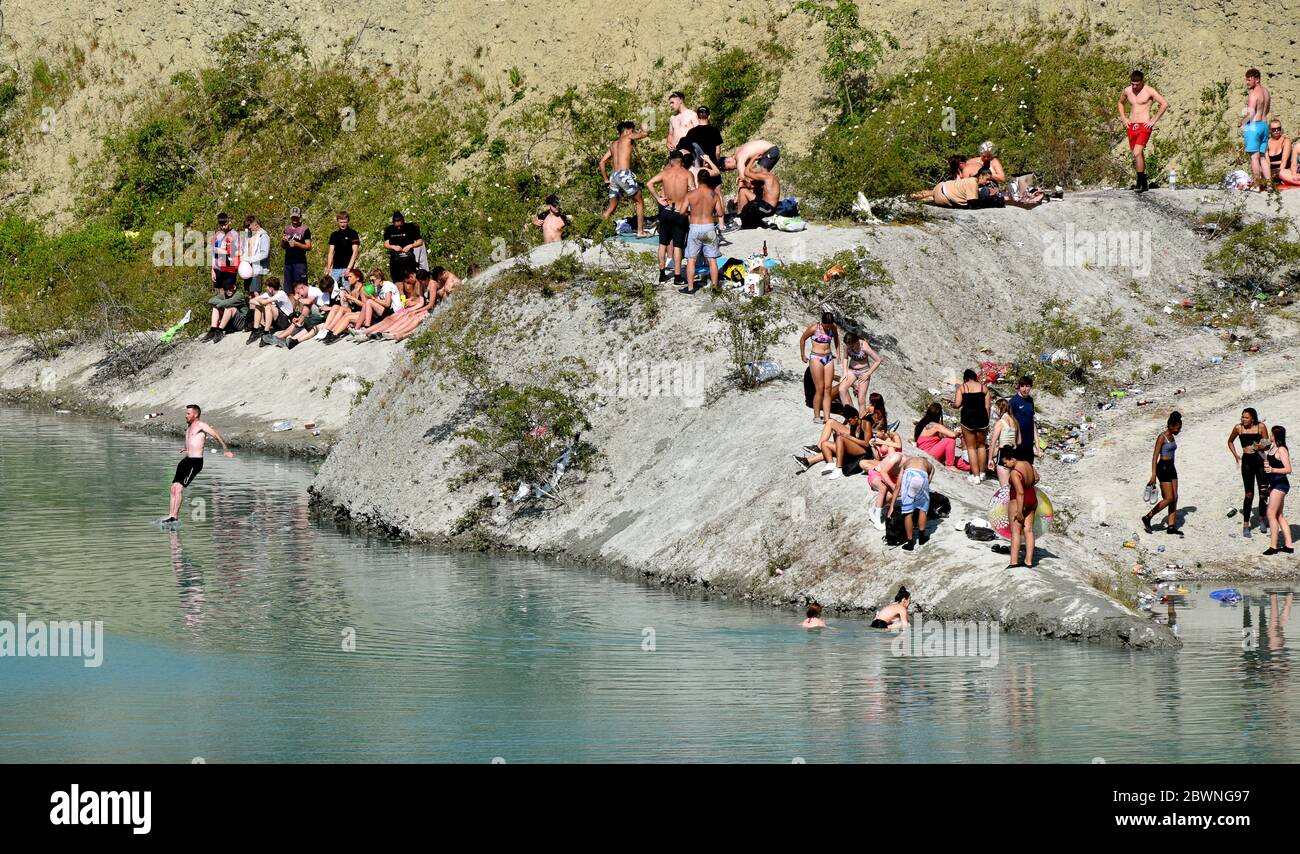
[263,280,326,349]
[246,276,295,341]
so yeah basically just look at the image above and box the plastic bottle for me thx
[272,420,293,432]
[1167,169,1176,190]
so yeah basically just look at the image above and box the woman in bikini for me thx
[794,412,869,478]
[954,368,991,484]
[987,399,1018,487]
[1142,411,1183,536]
[799,311,839,424]
[1004,456,1040,568]
[914,402,963,471]
[871,586,911,630]
[838,332,882,414]
[1228,407,1271,535]
[1266,120,1292,186]
[1262,425,1294,556]
[320,268,368,343]
[868,442,907,530]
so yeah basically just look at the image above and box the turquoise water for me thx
[0,405,1296,763]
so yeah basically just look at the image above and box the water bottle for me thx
[1167,169,1176,190]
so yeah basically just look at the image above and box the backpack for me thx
[883,507,911,546]
[774,198,800,217]
[929,491,951,519]
[965,521,996,541]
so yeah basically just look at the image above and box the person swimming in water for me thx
[801,602,828,628]
[1228,407,1271,536]
[1262,425,1294,556]
[871,585,910,629]
[163,404,233,523]
[1142,411,1183,536]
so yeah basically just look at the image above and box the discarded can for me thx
[1124,541,1137,549]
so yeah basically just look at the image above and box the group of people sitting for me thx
[202,209,459,346]
[912,141,1046,209]
[794,310,1044,565]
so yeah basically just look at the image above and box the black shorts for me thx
[271,312,291,331]
[1156,459,1177,483]
[657,208,688,249]
[213,269,237,290]
[173,456,204,487]
[870,619,890,629]
[756,145,781,170]
[374,305,394,322]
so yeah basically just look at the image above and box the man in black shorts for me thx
[164,404,233,523]
[645,151,692,286]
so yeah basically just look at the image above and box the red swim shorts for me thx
[1126,123,1152,150]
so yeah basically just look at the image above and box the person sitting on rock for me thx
[960,141,1007,182]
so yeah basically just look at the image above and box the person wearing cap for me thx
[324,211,361,291]
[678,105,723,172]
[210,212,241,292]
[281,208,312,291]
[530,195,572,243]
[960,142,1007,183]
[382,210,423,283]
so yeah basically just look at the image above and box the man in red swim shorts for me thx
[1118,69,1168,193]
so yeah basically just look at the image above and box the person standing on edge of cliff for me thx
[1242,68,1272,190]
[324,211,361,292]
[600,120,649,237]
[666,91,698,154]
[242,214,270,295]
[281,207,312,290]
[162,404,233,525]
[1118,70,1168,193]
[210,211,241,293]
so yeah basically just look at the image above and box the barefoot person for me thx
[1262,425,1294,556]
[600,120,650,237]
[1004,456,1040,567]
[163,404,233,523]
[799,312,840,424]
[1242,68,1272,191]
[1228,407,1271,536]
[838,332,882,413]
[665,91,698,154]
[736,159,781,229]
[646,151,692,286]
[681,171,724,293]
[960,141,1008,183]
[1142,411,1183,536]
[1266,120,1292,188]
[955,369,991,483]
[1118,70,1168,193]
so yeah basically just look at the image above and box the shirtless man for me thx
[531,195,572,243]
[163,404,233,523]
[646,152,693,285]
[666,91,698,153]
[1242,68,1272,190]
[724,138,781,219]
[737,163,781,229]
[681,171,725,293]
[600,120,649,237]
[1118,70,1168,193]
[893,457,935,551]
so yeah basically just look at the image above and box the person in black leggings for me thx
[1143,411,1183,535]
[1228,407,1271,535]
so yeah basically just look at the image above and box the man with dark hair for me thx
[324,211,360,291]
[281,207,312,288]
[1118,69,1168,193]
[1008,376,1037,462]
[645,151,692,285]
[162,404,232,524]
[204,278,249,343]
[681,171,724,293]
[678,105,723,175]
[600,120,649,237]
[382,211,423,283]
[1242,68,1272,190]
[210,212,241,292]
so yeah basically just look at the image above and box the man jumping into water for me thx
[1118,70,1167,193]
[163,404,233,523]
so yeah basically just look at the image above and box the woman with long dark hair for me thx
[914,402,961,470]
[1228,407,1271,535]
[955,368,990,484]
[1142,411,1183,536]
[1262,425,1294,555]
[799,311,839,424]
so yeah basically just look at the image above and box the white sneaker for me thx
[870,506,884,529]
[825,468,842,480]
[315,327,328,340]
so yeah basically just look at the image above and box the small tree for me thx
[714,293,793,388]
[796,0,896,120]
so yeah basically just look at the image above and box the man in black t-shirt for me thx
[678,106,723,171]
[281,207,313,289]
[382,211,423,282]
[324,210,361,292]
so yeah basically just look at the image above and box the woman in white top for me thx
[986,399,1018,487]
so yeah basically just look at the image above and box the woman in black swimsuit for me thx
[954,368,991,484]
[1142,411,1183,535]
[1228,407,1271,535]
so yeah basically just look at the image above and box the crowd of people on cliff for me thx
[202,209,459,347]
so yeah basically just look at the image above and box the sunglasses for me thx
[1270,127,1283,133]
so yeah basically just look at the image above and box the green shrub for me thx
[795,0,895,120]
[1205,217,1300,291]
[714,292,793,388]
[774,247,891,327]
[688,45,784,144]
[1010,297,1129,395]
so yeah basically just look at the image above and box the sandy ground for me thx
[3,1,1296,223]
